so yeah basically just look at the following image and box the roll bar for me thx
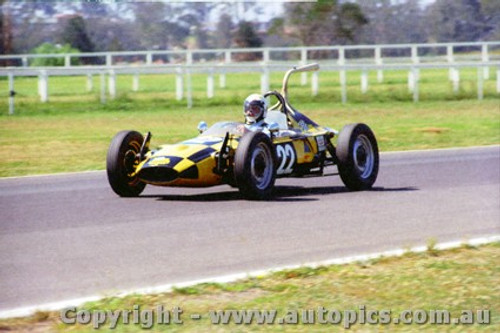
[281,63,319,101]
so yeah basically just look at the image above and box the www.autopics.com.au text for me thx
[60,305,491,329]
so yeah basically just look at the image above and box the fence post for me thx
[263,48,270,63]
[219,51,231,88]
[176,67,183,101]
[39,70,48,103]
[186,68,193,109]
[412,67,419,102]
[339,70,347,103]
[224,50,231,63]
[146,53,153,66]
[451,68,460,93]
[477,66,484,100]
[338,47,345,66]
[207,68,214,98]
[375,46,383,83]
[339,48,347,102]
[133,73,139,92]
[22,57,28,67]
[106,54,112,67]
[411,46,419,64]
[8,72,14,115]
[219,71,226,89]
[186,51,193,65]
[497,68,500,93]
[447,45,454,80]
[361,70,368,94]
[87,73,93,92]
[312,71,319,96]
[408,70,414,92]
[108,69,116,99]
[481,44,489,80]
[65,55,71,67]
[301,48,308,85]
[38,71,42,97]
[100,72,106,104]
[261,66,270,94]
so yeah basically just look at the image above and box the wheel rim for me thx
[124,139,141,185]
[250,143,273,190]
[353,135,374,179]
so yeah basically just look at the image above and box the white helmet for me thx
[243,94,268,124]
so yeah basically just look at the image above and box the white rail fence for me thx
[2,61,499,115]
[1,41,499,69]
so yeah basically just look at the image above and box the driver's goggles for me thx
[245,105,262,117]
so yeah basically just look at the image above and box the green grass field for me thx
[0,69,498,177]
[1,67,499,103]
[1,242,498,332]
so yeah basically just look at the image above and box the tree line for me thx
[0,0,498,62]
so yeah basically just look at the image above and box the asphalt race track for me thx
[1,146,499,312]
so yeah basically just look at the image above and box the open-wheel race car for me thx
[107,63,379,200]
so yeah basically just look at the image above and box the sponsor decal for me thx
[316,135,326,152]
[147,156,182,168]
[298,120,309,132]
[147,157,171,167]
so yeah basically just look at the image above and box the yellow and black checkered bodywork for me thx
[134,135,233,187]
[132,120,333,188]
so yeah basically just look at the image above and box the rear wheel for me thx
[336,123,379,190]
[234,131,277,200]
[106,130,146,197]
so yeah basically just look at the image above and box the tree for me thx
[134,2,174,50]
[0,0,13,58]
[354,0,427,52]
[214,13,234,49]
[85,17,141,53]
[131,1,217,55]
[283,0,368,46]
[480,0,500,40]
[426,0,489,43]
[233,21,262,60]
[60,15,94,53]
[265,17,301,48]
[30,43,80,66]
[334,2,368,44]
[234,21,262,48]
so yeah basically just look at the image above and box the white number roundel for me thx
[276,144,295,175]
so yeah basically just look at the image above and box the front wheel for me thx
[336,123,379,191]
[234,131,277,200]
[106,130,146,197]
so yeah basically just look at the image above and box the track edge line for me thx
[1,234,498,319]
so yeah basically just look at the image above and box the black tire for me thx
[336,123,379,191]
[106,130,146,197]
[234,131,277,200]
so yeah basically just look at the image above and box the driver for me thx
[241,94,269,133]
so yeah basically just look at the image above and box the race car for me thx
[107,63,379,200]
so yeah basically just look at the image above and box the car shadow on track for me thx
[272,185,418,200]
[139,186,418,202]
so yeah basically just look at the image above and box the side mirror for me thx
[197,121,208,133]
[268,122,280,134]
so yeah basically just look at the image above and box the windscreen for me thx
[199,121,244,137]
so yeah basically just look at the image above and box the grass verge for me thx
[0,98,498,177]
[1,242,498,332]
